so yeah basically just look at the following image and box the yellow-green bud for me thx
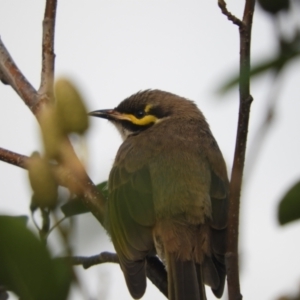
[55,78,89,135]
[40,105,64,159]
[27,152,58,208]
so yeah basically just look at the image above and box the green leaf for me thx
[61,181,108,217]
[278,180,300,225]
[60,199,90,217]
[258,0,289,15]
[0,215,72,300]
[218,37,300,94]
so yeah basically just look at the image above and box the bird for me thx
[89,90,229,300]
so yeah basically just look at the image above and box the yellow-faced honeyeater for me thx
[89,90,228,300]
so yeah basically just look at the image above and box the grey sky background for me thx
[1,1,300,299]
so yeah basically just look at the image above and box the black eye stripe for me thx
[135,110,146,118]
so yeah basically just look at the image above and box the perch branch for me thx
[226,1,255,300]
[39,0,57,98]
[69,252,119,269]
[67,252,168,298]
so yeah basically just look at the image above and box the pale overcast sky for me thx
[1,1,300,300]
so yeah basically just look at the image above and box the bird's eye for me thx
[135,110,146,119]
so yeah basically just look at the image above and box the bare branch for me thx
[67,253,168,298]
[69,252,119,269]
[39,0,57,97]
[0,38,38,110]
[226,1,256,300]
[0,147,28,169]
[218,0,243,27]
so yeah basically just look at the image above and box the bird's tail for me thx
[166,252,206,300]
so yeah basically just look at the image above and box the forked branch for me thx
[0,0,106,225]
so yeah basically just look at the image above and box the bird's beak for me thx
[88,109,131,122]
[88,109,115,119]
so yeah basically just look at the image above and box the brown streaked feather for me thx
[167,252,203,300]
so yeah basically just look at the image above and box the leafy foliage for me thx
[218,18,300,94]
[61,181,108,217]
[278,180,300,225]
[0,216,72,300]
[258,0,289,14]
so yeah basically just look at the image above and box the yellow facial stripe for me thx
[144,104,152,113]
[125,114,158,126]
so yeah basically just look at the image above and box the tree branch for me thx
[69,252,119,269]
[0,47,105,224]
[0,1,106,225]
[0,37,38,111]
[67,252,168,298]
[39,0,57,97]
[0,147,28,169]
[226,1,256,300]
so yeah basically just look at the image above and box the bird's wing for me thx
[107,139,156,299]
[203,134,229,298]
[199,130,229,229]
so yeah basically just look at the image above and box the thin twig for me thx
[0,147,28,169]
[226,1,256,300]
[39,0,57,97]
[69,252,119,269]
[46,216,68,237]
[66,253,168,298]
[218,0,243,27]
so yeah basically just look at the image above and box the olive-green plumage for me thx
[90,90,228,300]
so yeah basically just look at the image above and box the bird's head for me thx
[89,89,200,140]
